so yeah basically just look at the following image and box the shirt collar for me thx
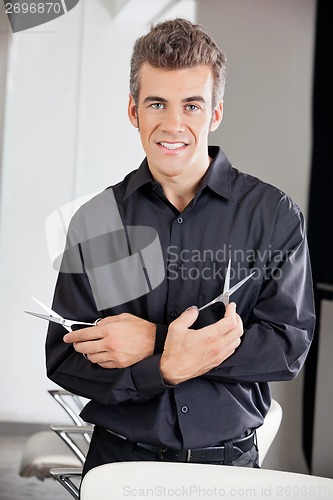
[124,146,234,202]
[124,158,154,199]
[200,146,234,201]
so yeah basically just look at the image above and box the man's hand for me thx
[63,313,156,368]
[160,303,243,385]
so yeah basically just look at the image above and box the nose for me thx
[161,107,185,134]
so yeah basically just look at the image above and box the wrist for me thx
[160,354,182,385]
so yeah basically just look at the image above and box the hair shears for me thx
[198,259,255,311]
[25,297,99,332]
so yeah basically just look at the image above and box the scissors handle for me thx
[197,269,255,312]
[64,319,97,328]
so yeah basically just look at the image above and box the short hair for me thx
[130,18,227,110]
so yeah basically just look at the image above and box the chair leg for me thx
[49,467,82,499]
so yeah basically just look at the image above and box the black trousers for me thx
[82,426,260,480]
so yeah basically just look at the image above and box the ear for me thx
[210,101,223,132]
[128,94,139,128]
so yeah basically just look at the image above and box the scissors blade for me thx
[25,310,67,326]
[222,259,231,296]
[31,296,62,319]
[227,271,256,297]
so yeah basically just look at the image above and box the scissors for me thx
[198,259,255,312]
[25,297,99,332]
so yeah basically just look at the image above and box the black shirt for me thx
[46,146,315,449]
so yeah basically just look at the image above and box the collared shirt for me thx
[46,146,315,449]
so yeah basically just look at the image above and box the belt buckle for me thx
[186,449,192,462]
[159,448,166,460]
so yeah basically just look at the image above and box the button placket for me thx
[165,214,186,322]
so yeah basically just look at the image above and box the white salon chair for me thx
[256,398,283,466]
[50,398,283,498]
[80,461,333,500]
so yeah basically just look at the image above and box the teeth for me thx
[160,142,186,150]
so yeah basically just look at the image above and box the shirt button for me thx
[170,310,177,319]
[152,184,158,191]
[176,217,183,224]
[181,406,189,414]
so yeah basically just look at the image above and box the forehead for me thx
[138,63,214,101]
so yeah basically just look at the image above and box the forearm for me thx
[46,322,171,404]
[45,272,170,403]
[203,237,315,384]
[203,321,312,384]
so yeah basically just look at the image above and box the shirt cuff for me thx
[131,354,172,394]
[154,324,168,353]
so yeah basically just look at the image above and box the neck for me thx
[163,183,199,212]
[149,156,213,212]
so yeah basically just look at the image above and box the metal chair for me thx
[18,389,93,497]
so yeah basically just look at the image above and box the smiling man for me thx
[46,18,315,480]
[127,63,222,211]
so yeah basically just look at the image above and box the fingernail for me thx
[185,306,198,312]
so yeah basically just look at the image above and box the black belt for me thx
[106,429,256,464]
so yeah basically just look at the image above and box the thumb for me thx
[224,302,237,319]
[174,306,199,329]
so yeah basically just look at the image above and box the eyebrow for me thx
[143,96,207,104]
[183,96,207,104]
[143,96,167,104]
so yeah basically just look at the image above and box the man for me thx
[46,18,315,475]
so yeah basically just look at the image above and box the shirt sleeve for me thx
[204,203,315,384]
[154,324,168,353]
[45,268,172,406]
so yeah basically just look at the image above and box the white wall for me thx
[0,0,196,424]
[0,11,9,174]
[0,0,318,475]
[197,0,316,474]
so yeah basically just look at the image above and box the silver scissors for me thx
[25,297,99,332]
[198,259,255,312]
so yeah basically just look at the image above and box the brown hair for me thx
[130,18,226,110]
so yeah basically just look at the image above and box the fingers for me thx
[199,301,243,340]
[63,325,102,343]
[73,339,103,354]
[224,304,244,348]
[171,306,199,331]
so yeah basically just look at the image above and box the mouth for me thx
[158,141,188,151]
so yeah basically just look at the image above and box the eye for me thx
[185,104,200,112]
[150,103,166,109]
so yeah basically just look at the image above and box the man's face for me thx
[128,63,223,183]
